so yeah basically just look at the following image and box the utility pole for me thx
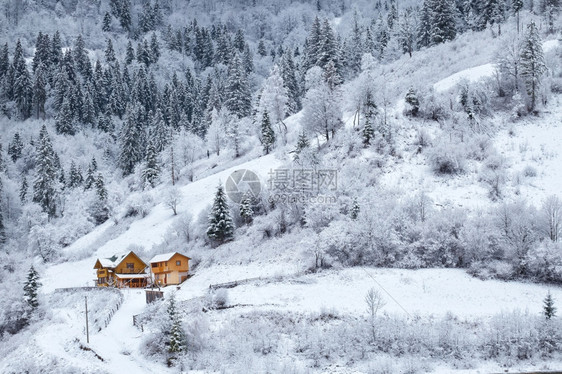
[85,296,89,344]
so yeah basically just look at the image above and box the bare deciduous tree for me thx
[365,287,386,343]
[541,195,562,242]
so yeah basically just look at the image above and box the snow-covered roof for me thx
[150,252,190,263]
[97,251,134,269]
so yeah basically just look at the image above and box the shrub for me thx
[427,141,467,175]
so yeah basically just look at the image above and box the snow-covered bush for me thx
[205,288,229,309]
[427,140,467,175]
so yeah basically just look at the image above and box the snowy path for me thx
[88,289,172,374]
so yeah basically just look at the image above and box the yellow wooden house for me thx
[94,251,150,288]
[149,252,191,286]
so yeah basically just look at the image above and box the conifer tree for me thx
[102,11,112,32]
[119,104,144,175]
[119,0,132,32]
[225,54,252,118]
[0,43,9,77]
[281,50,301,114]
[105,39,116,63]
[167,293,184,356]
[520,21,547,112]
[20,176,28,203]
[239,193,254,224]
[33,126,58,218]
[32,64,47,119]
[84,164,95,190]
[142,140,160,188]
[0,181,5,245]
[544,291,557,319]
[8,132,23,162]
[68,161,83,189]
[55,97,75,135]
[350,197,360,219]
[405,87,420,116]
[260,111,275,155]
[23,266,40,310]
[431,0,457,45]
[93,173,109,224]
[51,31,63,68]
[207,184,234,244]
[150,33,161,63]
[257,39,267,57]
[363,118,374,146]
[13,40,33,119]
[125,40,135,64]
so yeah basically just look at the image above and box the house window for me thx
[152,263,158,268]
[165,262,168,266]
[176,260,181,266]
[126,263,134,269]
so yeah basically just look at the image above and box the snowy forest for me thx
[0,0,562,372]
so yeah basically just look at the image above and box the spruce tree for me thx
[23,266,40,310]
[20,176,28,203]
[150,33,161,64]
[84,165,95,190]
[33,126,58,218]
[119,104,144,175]
[207,184,234,244]
[32,63,47,119]
[281,50,301,114]
[105,39,116,64]
[260,111,275,155]
[93,173,109,224]
[0,43,9,77]
[167,293,184,356]
[363,118,374,146]
[350,198,360,219]
[0,180,5,245]
[544,291,557,319]
[142,140,160,188]
[240,193,254,224]
[520,21,547,112]
[119,0,132,32]
[431,0,457,45]
[102,11,112,32]
[8,132,23,162]
[225,54,252,118]
[13,40,33,120]
[405,87,420,116]
[55,98,75,135]
[125,40,135,64]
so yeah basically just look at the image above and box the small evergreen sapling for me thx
[239,193,254,224]
[207,184,234,244]
[544,291,557,320]
[404,87,420,116]
[350,198,360,220]
[260,111,275,155]
[24,266,41,311]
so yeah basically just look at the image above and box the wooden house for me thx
[94,251,150,288]
[149,252,191,286]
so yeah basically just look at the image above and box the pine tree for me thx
[257,39,267,57]
[0,43,9,78]
[68,161,83,188]
[119,104,144,175]
[543,0,560,33]
[350,197,360,219]
[119,0,132,32]
[431,0,457,45]
[150,33,161,64]
[167,293,184,356]
[544,291,557,319]
[207,184,234,244]
[55,97,75,135]
[32,63,47,119]
[142,140,160,188]
[105,39,116,64]
[520,21,547,112]
[8,132,23,162]
[363,118,374,146]
[33,126,58,218]
[125,40,135,64]
[51,31,63,69]
[225,54,252,118]
[23,266,40,310]
[13,40,33,120]
[260,111,275,155]
[92,173,109,224]
[0,181,5,245]
[102,11,112,32]
[84,164,95,190]
[20,176,28,203]
[239,193,254,224]
[281,50,301,114]
[405,87,420,116]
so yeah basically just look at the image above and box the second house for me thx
[150,252,191,286]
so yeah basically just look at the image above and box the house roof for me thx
[94,251,148,269]
[150,252,191,263]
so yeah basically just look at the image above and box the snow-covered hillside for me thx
[2,2,562,373]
